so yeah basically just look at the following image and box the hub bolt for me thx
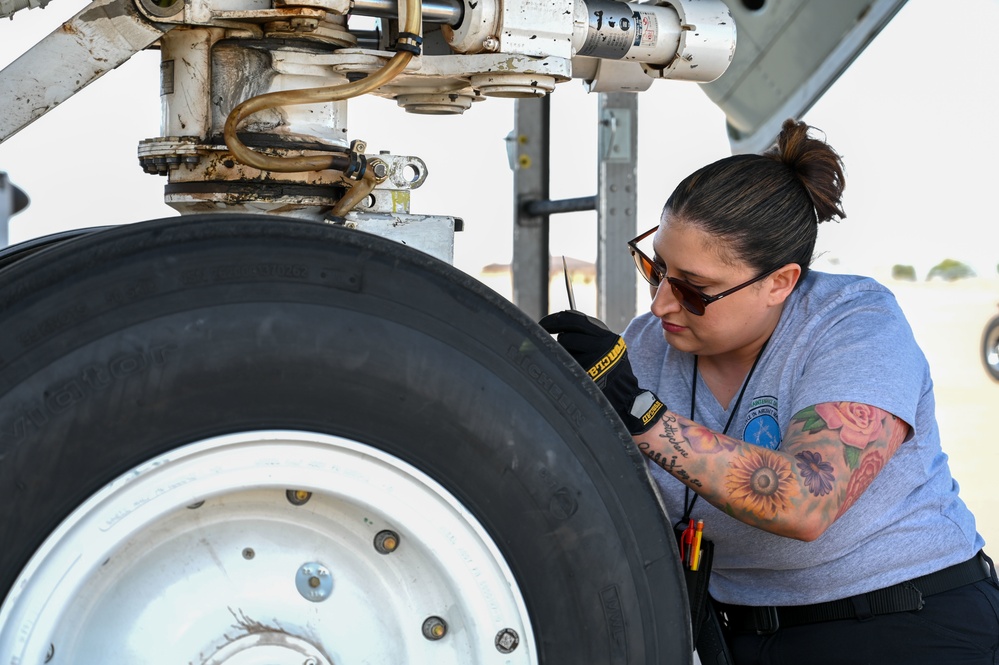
[286,489,312,505]
[422,616,448,641]
[374,530,400,554]
[495,628,519,653]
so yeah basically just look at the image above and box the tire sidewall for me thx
[0,216,690,663]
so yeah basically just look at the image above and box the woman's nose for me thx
[650,280,681,317]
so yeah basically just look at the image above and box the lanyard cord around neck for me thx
[677,335,771,528]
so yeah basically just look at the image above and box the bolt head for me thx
[495,628,519,653]
[374,530,400,554]
[286,489,312,505]
[422,616,448,641]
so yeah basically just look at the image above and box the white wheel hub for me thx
[0,431,536,664]
[203,633,331,664]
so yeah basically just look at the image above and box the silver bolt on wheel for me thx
[0,431,537,664]
[496,628,520,653]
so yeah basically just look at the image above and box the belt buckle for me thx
[754,606,779,635]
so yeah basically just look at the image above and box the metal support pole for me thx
[511,96,551,320]
[597,93,639,331]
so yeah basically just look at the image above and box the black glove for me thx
[539,310,666,434]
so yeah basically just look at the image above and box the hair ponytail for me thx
[662,118,847,285]
[764,119,846,224]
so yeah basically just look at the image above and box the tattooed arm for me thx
[634,403,910,541]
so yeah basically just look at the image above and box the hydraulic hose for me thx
[328,162,380,219]
[222,0,422,173]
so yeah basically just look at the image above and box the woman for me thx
[541,119,999,664]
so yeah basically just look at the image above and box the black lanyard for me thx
[677,336,770,527]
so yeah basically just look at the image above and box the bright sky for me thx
[1,0,997,282]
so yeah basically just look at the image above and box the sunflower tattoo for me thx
[726,448,801,519]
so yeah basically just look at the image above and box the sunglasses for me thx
[627,226,781,316]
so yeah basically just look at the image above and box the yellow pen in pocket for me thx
[690,519,704,571]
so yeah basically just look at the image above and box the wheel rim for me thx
[986,322,999,373]
[0,431,537,664]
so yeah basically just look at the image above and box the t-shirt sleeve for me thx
[789,287,926,432]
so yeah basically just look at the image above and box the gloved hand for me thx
[539,310,665,434]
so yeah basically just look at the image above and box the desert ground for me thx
[890,277,999,549]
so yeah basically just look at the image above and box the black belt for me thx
[717,551,993,635]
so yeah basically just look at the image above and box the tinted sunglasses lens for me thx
[668,280,706,316]
[630,249,661,287]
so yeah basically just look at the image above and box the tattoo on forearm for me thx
[684,424,738,454]
[794,402,890,470]
[637,440,702,487]
[834,449,886,520]
[658,431,689,458]
[639,402,904,532]
[886,414,907,457]
[725,448,800,520]
[662,416,686,448]
[795,450,835,497]
[788,402,907,523]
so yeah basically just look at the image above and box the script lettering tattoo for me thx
[640,445,668,469]
[639,413,706,488]
[637,441,702,487]
[661,454,702,488]
[658,432,689,458]
[676,468,703,487]
[660,416,690,458]
[661,414,680,438]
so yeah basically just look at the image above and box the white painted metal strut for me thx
[0,0,170,144]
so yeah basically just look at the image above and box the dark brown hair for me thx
[662,119,846,284]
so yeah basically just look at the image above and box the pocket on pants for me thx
[899,580,999,655]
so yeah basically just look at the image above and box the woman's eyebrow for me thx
[655,254,710,282]
[652,241,720,281]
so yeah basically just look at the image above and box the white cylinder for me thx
[570,0,734,83]
[642,0,736,82]
[159,28,223,138]
[572,0,681,64]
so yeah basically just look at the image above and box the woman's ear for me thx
[767,263,801,306]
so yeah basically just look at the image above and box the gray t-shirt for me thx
[624,271,983,605]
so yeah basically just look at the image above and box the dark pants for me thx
[725,578,999,665]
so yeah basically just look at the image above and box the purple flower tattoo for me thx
[795,450,835,497]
